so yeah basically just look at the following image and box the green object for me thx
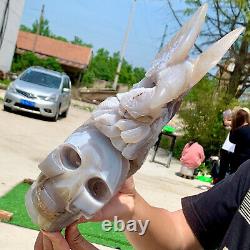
[162,125,175,134]
[196,175,213,183]
[0,183,132,250]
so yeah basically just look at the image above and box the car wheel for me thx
[52,111,59,122]
[51,105,60,122]
[3,105,11,112]
[61,108,69,118]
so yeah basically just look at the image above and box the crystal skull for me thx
[26,125,129,231]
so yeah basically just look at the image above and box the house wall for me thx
[0,0,25,72]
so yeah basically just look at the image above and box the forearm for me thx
[125,193,201,250]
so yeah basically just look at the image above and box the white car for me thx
[4,66,71,121]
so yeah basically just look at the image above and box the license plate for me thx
[20,99,35,107]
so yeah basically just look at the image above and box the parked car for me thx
[4,66,71,121]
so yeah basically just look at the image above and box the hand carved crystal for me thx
[25,4,244,232]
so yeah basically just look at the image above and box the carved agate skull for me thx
[25,4,244,232]
[26,125,129,231]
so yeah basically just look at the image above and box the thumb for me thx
[42,231,70,250]
[65,224,98,250]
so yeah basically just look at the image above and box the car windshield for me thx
[20,70,62,89]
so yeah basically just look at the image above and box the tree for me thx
[178,77,239,157]
[20,24,31,33]
[71,36,93,48]
[91,48,114,81]
[51,35,68,42]
[11,52,62,73]
[81,48,146,87]
[21,19,54,38]
[21,21,93,48]
[167,0,250,99]
[31,18,51,37]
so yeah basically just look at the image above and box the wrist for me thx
[129,191,151,222]
[119,191,150,223]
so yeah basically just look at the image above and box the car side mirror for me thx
[62,88,70,93]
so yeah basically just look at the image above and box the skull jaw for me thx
[26,185,82,231]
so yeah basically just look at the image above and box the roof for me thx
[16,31,92,70]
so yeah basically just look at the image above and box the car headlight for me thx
[7,84,16,93]
[39,94,57,102]
[45,95,57,101]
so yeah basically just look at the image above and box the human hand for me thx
[34,223,97,250]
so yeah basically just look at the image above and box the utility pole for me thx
[113,0,136,90]
[32,4,45,52]
[159,24,167,52]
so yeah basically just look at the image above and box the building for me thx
[16,31,93,82]
[0,0,25,72]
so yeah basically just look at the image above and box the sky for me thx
[21,0,188,69]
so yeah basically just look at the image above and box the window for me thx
[63,78,70,89]
[20,70,62,89]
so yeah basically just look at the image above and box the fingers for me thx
[65,224,98,250]
[72,217,87,225]
[34,231,44,250]
[41,231,70,250]
[35,227,96,250]
[120,177,135,194]
[42,233,53,250]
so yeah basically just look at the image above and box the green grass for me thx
[0,183,133,250]
[0,79,11,86]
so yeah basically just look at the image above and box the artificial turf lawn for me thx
[0,183,133,250]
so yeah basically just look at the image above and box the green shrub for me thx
[0,79,11,86]
[172,137,187,159]
[159,137,170,149]
[239,100,250,109]
[11,52,62,73]
[159,135,186,160]
[82,70,95,88]
[196,163,212,176]
[179,77,239,158]
[41,57,62,72]
[82,49,146,87]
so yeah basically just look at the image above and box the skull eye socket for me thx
[60,146,81,170]
[87,178,111,202]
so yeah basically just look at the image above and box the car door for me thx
[61,77,71,111]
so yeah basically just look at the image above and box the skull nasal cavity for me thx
[60,146,81,170]
[87,178,111,202]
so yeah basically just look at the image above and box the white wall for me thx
[0,0,25,72]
